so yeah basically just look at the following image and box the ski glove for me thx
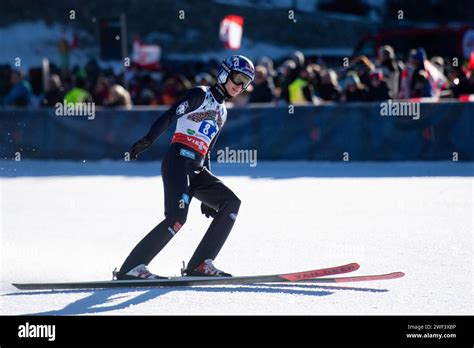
[201,203,217,218]
[129,137,152,160]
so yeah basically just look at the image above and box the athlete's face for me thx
[224,78,244,97]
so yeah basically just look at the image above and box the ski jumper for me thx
[119,85,240,274]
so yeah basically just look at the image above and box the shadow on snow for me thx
[5,283,388,315]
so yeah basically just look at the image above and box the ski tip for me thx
[349,263,361,271]
[339,263,360,273]
[391,272,405,278]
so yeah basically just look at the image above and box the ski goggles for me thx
[229,71,253,89]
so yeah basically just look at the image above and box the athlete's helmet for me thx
[217,55,255,89]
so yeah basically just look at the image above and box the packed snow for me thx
[0,160,472,315]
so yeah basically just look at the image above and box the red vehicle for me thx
[353,25,474,60]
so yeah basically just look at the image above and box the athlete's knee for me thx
[222,195,241,215]
[230,196,241,210]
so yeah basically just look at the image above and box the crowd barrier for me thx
[1,101,473,161]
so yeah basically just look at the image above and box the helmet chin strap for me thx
[213,83,232,100]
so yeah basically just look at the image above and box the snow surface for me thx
[1,160,472,315]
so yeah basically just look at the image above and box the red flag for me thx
[469,52,474,71]
[219,15,244,50]
[132,38,161,70]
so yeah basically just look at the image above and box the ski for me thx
[12,262,360,290]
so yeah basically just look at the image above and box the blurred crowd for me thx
[1,46,474,108]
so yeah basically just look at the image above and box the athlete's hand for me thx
[129,137,152,160]
[201,203,217,218]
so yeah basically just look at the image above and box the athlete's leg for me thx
[186,168,241,270]
[119,150,192,275]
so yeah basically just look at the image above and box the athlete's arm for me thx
[145,87,205,143]
[129,88,205,160]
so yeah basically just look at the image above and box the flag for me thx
[132,38,161,70]
[424,59,448,100]
[469,52,474,70]
[219,15,244,50]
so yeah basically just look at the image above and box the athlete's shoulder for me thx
[184,86,207,100]
[194,85,210,93]
[174,87,207,116]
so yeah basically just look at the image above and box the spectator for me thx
[291,50,305,70]
[308,63,323,95]
[288,65,316,104]
[104,84,132,107]
[93,76,111,105]
[42,74,65,106]
[317,69,341,101]
[2,69,32,107]
[376,45,400,98]
[258,56,277,93]
[137,88,158,105]
[275,59,297,103]
[258,56,276,81]
[367,69,390,101]
[2,49,470,107]
[410,69,432,98]
[408,48,432,98]
[64,76,92,104]
[158,75,191,105]
[341,72,369,102]
[249,65,275,103]
[172,74,192,103]
[352,56,374,86]
[134,73,159,105]
[430,56,445,75]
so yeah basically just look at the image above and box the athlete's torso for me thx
[171,86,227,155]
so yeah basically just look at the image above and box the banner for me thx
[132,38,161,70]
[219,14,244,50]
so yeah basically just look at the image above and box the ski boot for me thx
[113,264,167,280]
[182,259,232,277]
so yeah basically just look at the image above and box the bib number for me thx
[198,121,217,140]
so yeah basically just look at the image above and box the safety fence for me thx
[1,101,473,161]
